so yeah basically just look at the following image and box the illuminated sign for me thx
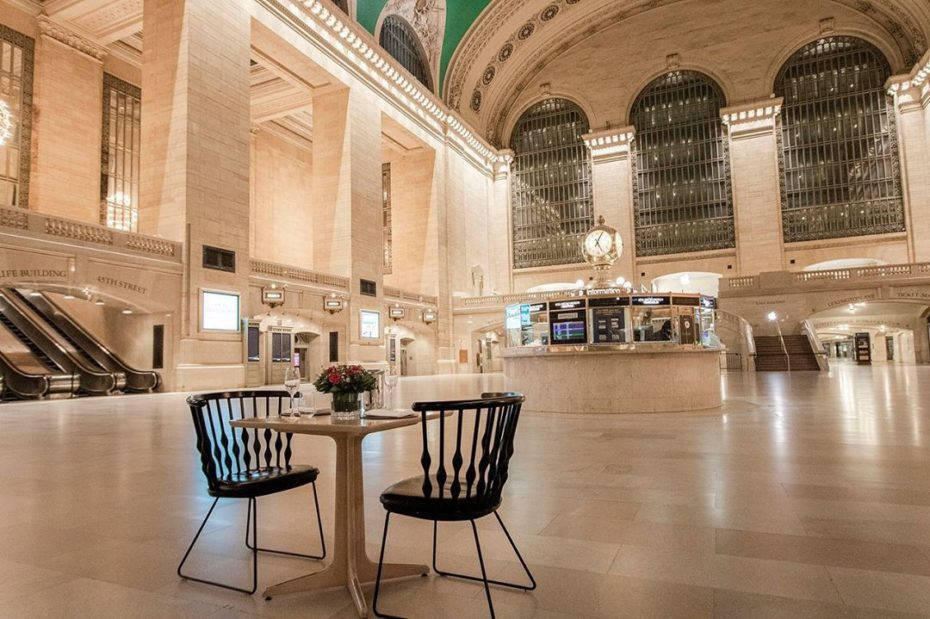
[389,306,406,319]
[360,309,381,339]
[548,299,587,311]
[505,304,521,329]
[526,303,546,313]
[700,296,718,309]
[422,308,438,324]
[262,288,285,305]
[631,295,671,306]
[201,290,240,332]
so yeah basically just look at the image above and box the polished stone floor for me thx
[2,363,930,617]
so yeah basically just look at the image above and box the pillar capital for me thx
[720,97,782,139]
[493,149,513,180]
[36,14,106,62]
[582,126,635,163]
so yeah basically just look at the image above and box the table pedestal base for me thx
[263,434,427,617]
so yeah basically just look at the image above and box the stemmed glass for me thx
[283,366,301,418]
[383,367,399,410]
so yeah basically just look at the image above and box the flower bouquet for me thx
[313,364,377,419]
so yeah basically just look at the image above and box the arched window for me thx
[510,98,593,268]
[631,71,734,256]
[379,15,432,92]
[775,37,904,242]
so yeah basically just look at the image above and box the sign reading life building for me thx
[0,249,69,283]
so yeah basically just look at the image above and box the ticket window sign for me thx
[389,306,406,320]
[360,309,381,340]
[201,290,240,332]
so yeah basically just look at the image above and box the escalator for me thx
[13,289,159,392]
[0,318,76,398]
[0,290,122,396]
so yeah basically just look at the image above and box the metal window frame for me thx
[379,15,433,93]
[630,71,735,257]
[0,24,34,210]
[100,73,141,232]
[509,98,593,269]
[382,162,392,273]
[775,36,904,242]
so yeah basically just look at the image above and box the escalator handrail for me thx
[0,289,119,394]
[26,291,160,391]
[13,290,107,372]
[0,348,50,398]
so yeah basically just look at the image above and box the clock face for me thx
[584,230,611,258]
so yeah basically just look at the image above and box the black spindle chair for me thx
[178,390,326,594]
[372,392,534,618]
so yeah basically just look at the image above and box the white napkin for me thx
[363,409,416,419]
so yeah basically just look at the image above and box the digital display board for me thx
[552,321,586,342]
[201,290,240,332]
[548,299,587,311]
[505,304,521,330]
[360,309,381,339]
[592,307,625,343]
[588,296,630,307]
[631,295,671,306]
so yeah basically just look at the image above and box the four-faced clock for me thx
[581,215,623,267]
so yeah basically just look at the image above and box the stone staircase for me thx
[753,335,821,371]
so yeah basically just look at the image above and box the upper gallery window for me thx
[510,98,593,269]
[379,15,433,92]
[0,25,34,209]
[101,74,141,232]
[382,162,392,273]
[775,36,904,242]
[630,71,734,257]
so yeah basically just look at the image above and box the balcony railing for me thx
[249,259,349,290]
[383,285,437,307]
[721,261,930,293]
[0,207,181,261]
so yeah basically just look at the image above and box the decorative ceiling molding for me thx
[444,0,929,145]
[376,0,446,91]
[37,14,107,61]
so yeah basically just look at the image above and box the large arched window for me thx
[510,98,593,268]
[379,15,432,92]
[775,37,904,242]
[631,71,734,256]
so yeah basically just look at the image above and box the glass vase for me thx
[331,392,360,423]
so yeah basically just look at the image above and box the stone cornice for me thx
[36,14,106,61]
[261,0,502,173]
[582,126,634,162]
[887,48,930,110]
[720,98,782,140]
[493,148,513,179]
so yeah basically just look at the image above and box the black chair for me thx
[178,390,326,594]
[372,392,535,618]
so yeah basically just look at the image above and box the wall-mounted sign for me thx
[202,290,240,332]
[422,308,437,324]
[526,303,547,313]
[588,296,630,307]
[632,295,671,306]
[672,296,700,307]
[360,309,381,339]
[262,288,285,306]
[700,296,718,309]
[548,299,587,311]
[585,287,625,296]
[505,304,521,330]
[323,296,346,314]
[389,306,406,319]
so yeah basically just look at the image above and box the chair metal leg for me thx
[432,511,536,591]
[372,511,403,619]
[177,496,258,595]
[245,482,327,560]
[470,519,495,619]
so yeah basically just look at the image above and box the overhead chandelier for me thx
[0,100,12,147]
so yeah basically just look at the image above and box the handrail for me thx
[383,286,438,306]
[721,261,930,292]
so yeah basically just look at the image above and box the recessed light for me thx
[28,291,42,297]
[121,309,133,315]
[94,300,105,306]
[63,294,75,300]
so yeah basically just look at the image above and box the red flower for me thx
[348,365,362,375]
[328,372,342,385]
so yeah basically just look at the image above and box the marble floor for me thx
[2,364,930,617]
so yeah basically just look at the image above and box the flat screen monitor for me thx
[552,320,586,343]
[360,309,381,339]
[201,290,240,332]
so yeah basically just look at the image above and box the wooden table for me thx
[230,412,437,617]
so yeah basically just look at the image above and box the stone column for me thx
[721,99,785,276]
[888,58,930,262]
[140,0,252,389]
[487,150,513,295]
[310,87,384,364]
[582,127,636,284]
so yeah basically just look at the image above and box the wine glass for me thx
[383,368,399,410]
[283,366,301,418]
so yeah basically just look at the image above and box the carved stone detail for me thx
[37,15,107,61]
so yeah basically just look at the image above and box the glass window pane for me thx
[100,73,141,232]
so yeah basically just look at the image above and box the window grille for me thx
[0,25,33,209]
[509,98,593,268]
[630,71,734,256]
[775,36,904,242]
[379,15,432,92]
[101,74,141,232]
[382,162,392,273]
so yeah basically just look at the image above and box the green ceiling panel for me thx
[354,1,491,92]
